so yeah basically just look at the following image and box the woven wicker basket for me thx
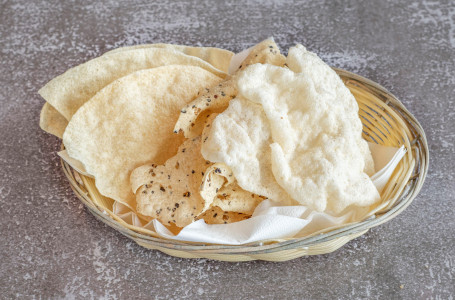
[61,68,428,262]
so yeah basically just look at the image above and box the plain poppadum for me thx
[103,43,234,72]
[39,102,69,139]
[39,47,227,123]
[63,65,222,209]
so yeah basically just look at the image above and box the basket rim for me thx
[60,67,429,253]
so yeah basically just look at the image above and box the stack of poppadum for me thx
[39,39,380,231]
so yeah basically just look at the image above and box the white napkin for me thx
[112,143,406,245]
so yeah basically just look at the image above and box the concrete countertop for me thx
[1,0,453,298]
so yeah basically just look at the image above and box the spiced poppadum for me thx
[131,137,214,227]
[196,206,251,225]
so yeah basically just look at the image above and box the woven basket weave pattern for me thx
[61,69,428,262]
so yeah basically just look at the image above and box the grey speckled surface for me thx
[0,0,454,299]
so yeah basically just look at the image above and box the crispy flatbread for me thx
[39,48,226,123]
[63,65,222,209]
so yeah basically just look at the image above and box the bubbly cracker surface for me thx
[63,66,222,209]
[202,45,379,213]
[103,43,234,73]
[201,98,295,205]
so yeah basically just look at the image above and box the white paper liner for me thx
[112,143,406,245]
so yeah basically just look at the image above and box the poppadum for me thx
[173,38,286,138]
[203,46,379,213]
[212,183,266,215]
[39,102,69,139]
[39,47,227,122]
[63,65,222,209]
[132,137,215,227]
[196,206,251,225]
[103,43,233,72]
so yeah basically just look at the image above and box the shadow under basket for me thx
[61,68,429,262]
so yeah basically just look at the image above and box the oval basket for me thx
[61,68,428,262]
